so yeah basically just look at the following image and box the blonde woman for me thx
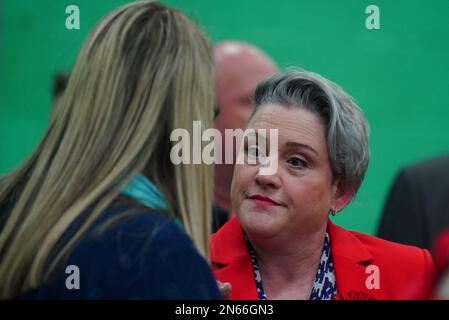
[0,1,220,299]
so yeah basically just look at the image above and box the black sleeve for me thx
[377,169,429,250]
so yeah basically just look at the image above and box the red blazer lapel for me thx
[328,220,381,299]
[211,216,258,300]
[213,258,258,300]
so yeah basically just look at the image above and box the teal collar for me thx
[121,173,183,229]
[121,173,169,210]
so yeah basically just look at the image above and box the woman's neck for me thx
[250,226,327,300]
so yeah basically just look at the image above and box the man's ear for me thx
[331,176,356,213]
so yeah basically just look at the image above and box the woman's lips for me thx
[248,194,283,207]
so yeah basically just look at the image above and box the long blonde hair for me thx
[0,1,214,298]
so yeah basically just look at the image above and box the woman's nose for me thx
[254,169,281,189]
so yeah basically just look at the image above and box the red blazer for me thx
[211,216,434,300]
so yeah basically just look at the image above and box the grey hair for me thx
[252,69,370,192]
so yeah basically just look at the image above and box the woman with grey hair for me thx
[211,69,433,300]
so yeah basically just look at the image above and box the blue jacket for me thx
[18,204,221,299]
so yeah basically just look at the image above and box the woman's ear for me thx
[331,176,356,213]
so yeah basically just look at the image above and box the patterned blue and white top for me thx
[246,232,337,300]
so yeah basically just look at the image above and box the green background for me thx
[1,0,449,235]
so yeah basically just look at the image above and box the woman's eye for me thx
[245,145,267,164]
[287,156,307,168]
[247,145,258,157]
[247,145,263,158]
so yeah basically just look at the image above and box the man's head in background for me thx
[213,41,277,213]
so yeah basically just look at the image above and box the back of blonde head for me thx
[0,1,214,298]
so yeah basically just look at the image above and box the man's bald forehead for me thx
[214,41,275,67]
[213,41,277,112]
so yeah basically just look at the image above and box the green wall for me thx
[1,0,449,235]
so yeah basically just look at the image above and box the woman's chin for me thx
[239,209,280,239]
